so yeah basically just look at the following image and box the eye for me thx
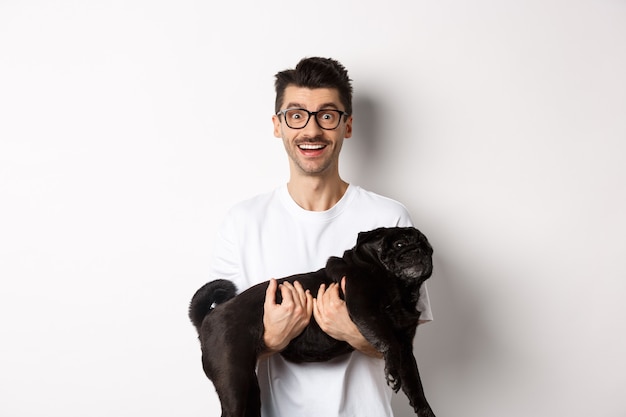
[285,109,307,120]
[394,240,407,249]
[320,112,334,121]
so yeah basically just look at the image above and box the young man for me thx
[207,57,432,416]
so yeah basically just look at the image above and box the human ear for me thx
[344,115,353,139]
[272,114,282,138]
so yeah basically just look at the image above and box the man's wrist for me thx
[262,332,288,354]
[347,334,382,358]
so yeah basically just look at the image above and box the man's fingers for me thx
[292,280,313,318]
[315,283,327,315]
[324,282,339,302]
[312,297,320,322]
[293,281,307,305]
[279,281,295,305]
[318,283,326,295]
[305,289,314,315]
[264,278,277,307]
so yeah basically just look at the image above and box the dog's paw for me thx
[415,404,436,417]
[385,373,401,393]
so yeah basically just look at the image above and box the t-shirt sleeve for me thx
[417,283,433,323]
[395,205,434,322]
[207,212,245,293]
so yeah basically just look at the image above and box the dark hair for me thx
[274,57,353,115]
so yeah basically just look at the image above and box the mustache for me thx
[295,136,331,145]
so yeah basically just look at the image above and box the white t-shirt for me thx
[208,184,432,417]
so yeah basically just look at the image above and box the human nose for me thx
[301,113,324,135]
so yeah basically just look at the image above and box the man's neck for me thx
[286,176,349,212]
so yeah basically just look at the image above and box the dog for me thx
[189,226,436,417]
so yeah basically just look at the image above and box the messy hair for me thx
[274,57,353,115]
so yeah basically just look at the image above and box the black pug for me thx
[189,226,436,417]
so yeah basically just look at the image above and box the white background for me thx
[1,1,625,416]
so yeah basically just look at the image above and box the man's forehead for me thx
[283,86,342,108]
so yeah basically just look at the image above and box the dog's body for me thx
[189,226,436,417]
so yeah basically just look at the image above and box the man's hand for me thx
[313,277,382,358]
[262,279,314,356]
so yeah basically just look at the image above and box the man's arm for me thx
[313,278,383,359]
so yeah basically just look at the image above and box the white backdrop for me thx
[1,1,625,416]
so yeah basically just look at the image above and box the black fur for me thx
[189,226,436,417]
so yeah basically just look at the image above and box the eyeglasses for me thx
[276,108,349,130]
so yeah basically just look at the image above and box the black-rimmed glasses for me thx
[276,108,349,130]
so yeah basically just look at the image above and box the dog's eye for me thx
[394,240,407,249]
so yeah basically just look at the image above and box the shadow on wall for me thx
[345,94,384,191]
[349,93,493,416]
[393,248,499,416]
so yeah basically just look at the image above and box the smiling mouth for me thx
[298,143,326,150]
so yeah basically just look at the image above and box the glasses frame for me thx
[276,108,350,130]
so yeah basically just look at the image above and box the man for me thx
[207,57,432,416]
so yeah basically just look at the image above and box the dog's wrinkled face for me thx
[356,227,433,282]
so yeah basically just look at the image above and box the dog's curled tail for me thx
[188,279,238,332]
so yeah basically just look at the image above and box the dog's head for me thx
[354,227,433,284]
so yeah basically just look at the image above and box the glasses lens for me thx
[316,110,342,129]
[284,109,310,129]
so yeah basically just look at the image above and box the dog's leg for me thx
[205,360,261,417]
[396,339,435,417]
[221,373,260,417]
[243,377,262,417]
[347,302,435,416]
[201,342,261,417]
[348,312,405,392]
[342,279,405,390]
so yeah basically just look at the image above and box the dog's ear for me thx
[352,227,388,264]
[325,256,349,282]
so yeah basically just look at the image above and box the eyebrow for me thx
[284,102,341,111]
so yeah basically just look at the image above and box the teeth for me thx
[299,144,325,150]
